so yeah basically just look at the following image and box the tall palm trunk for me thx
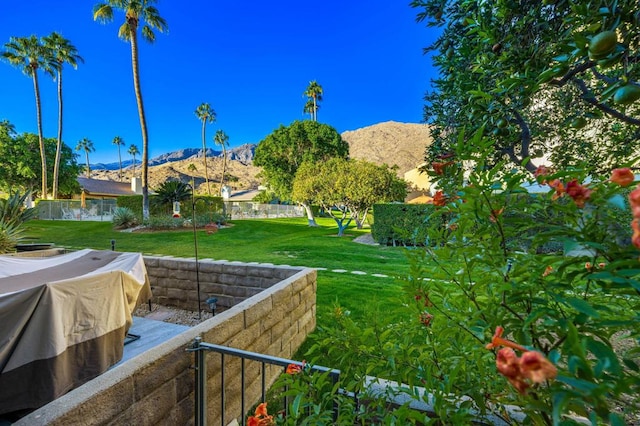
[220,144,227,192]
[201,120,211,195]
[129,27,150,219]
[32,71,47,199]
[52,67,63,199]
[117,145,122,181]
[84,151,90,177]
[313,96,317,121]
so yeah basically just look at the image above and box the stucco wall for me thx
[17,257,317,426]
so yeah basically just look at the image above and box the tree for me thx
[412,1,640,176]
[194,102,216,195]
[94,0,168,220]
[303,80,323,122]
[303,98,317,120]
[76,138,95,178]
[213,129,229,192]
[0,130,80,196]
[42,32,83,200]
[292,158,407,235]
[152,180,192,213]
[2,35,52,199]
[128,144,140,177]
[112,135,125,181]
[253,120,349,226]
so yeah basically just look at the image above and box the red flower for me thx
[565,179,592,208]
[542,265,553,277]
[489,208,504,223]
[488,327,557,395]
[432,161,453,175]
[433,191,447,206]
[247,402,274,426]
[419,311,433,327]
[611,168,635,187]
[534,166,551,183]
[548,179,565,200]
[629,185,640,218]
[286,363,303,375]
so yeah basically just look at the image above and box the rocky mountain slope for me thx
[89,121,431,193]
[343,121,431,177]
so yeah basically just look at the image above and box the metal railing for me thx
[36,199,117,221]
[188,338,342,426]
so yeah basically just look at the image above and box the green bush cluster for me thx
[371,203,436,246]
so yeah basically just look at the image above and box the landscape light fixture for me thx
[206,296,218,316]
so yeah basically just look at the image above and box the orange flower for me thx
[534,165,551,183]
[488,327,557,395]
[542,265,553,277]
[548,179,565,200]
[432,161,453,175]
[419,311,433,327]
[485,326,527,352]
[520,351,558,384]
[565,179,592,208]
[585,262,593,271]
[286,363,303,375]
[611,168,635,187]
[489,208,504,223]
[433,190,447,206]
[629,185,640,218]
[247,403,274,426]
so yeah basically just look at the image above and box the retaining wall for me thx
[17,257,317,426]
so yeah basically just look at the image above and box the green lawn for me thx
[22,218,411,351]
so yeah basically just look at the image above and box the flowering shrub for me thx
[304,132,639,424]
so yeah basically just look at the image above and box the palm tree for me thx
[303,80,323,121]
[75,138,95,178]
[2,35,52,199]
[128,144,140,177]
[213,129,229,193]
[112,136,125,181]
[303,98,317,120]
[42,32,83,200]
[194,102,216,196]
[94,0,168,220]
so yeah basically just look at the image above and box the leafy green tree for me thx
[194,102,216,195]
[303,80,323,121]
[213,129,229,192]
[42,32,83,199]
[2,35,52,198]
[292,158,407,235]
[0,130,80,196]
[128,144,140,177]
[412,0,640,175]
[253,120,349,226]
[94,0,168,220]
[112,136,125,181]
[75,137,95,177]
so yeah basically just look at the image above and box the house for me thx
[404,163,432,203]
[76,177,143,201]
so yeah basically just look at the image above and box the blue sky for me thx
[1,1,439,164]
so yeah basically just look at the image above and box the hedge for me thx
[371,203,436,246]
[116,195,224,221]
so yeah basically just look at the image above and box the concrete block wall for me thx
[144,256,301,312]
[17,260,317,426]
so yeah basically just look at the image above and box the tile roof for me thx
[77,177,136,197]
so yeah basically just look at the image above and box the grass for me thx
[22,217,412,357]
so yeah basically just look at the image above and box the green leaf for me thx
[291,393,303,417]
[565,297,600,318]
[557,375,599,393]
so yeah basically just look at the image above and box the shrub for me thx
[0,220,23,254]
[0,191,36,227]
[112,207,138,229]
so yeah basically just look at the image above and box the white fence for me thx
[36,199,117,221]
[226,202,304,219]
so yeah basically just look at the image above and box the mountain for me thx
[88,122,430,192]
[92,144,257,171]
[342,121,431,177]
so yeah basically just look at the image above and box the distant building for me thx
[76,177,143,201]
